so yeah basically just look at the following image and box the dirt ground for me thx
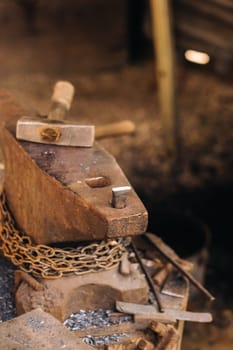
[0,1,232,349]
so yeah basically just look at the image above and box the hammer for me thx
[16,81,95,147]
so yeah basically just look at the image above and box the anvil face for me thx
[2,127,148,244]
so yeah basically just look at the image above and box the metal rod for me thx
[145,233,215,301]
[131,241,164,312]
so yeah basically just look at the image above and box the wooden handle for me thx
[48,81,75,121]
[95,120,136,139]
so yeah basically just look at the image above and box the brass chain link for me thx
[0,192,126,279]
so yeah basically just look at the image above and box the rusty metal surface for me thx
[0,90,147,244]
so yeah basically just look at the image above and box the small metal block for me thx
[111,186,131,209]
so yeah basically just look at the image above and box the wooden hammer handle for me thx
[48,81,75,121]
[95,120,136,139]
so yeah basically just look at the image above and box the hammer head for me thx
[16,116,95,147]
[16,81,95,147]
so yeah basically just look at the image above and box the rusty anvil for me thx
[1,85,148,244]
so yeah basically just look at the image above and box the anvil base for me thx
[15,264,149,322]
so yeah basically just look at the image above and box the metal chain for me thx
[0,192,126,279]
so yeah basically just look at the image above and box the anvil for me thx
[1,91,148,245]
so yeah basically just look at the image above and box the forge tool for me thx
[116,301,213,323]
[16,81,95,147]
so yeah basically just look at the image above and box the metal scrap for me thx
[64,309,133,347]
[64,309,132,330]
[82,334,129,347]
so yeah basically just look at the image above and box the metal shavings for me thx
[83,333,129,347]
[64,309,133,330]
[0,256,16,322]
[64,309,132,347]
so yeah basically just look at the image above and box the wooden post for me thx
[150,0,177,161]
